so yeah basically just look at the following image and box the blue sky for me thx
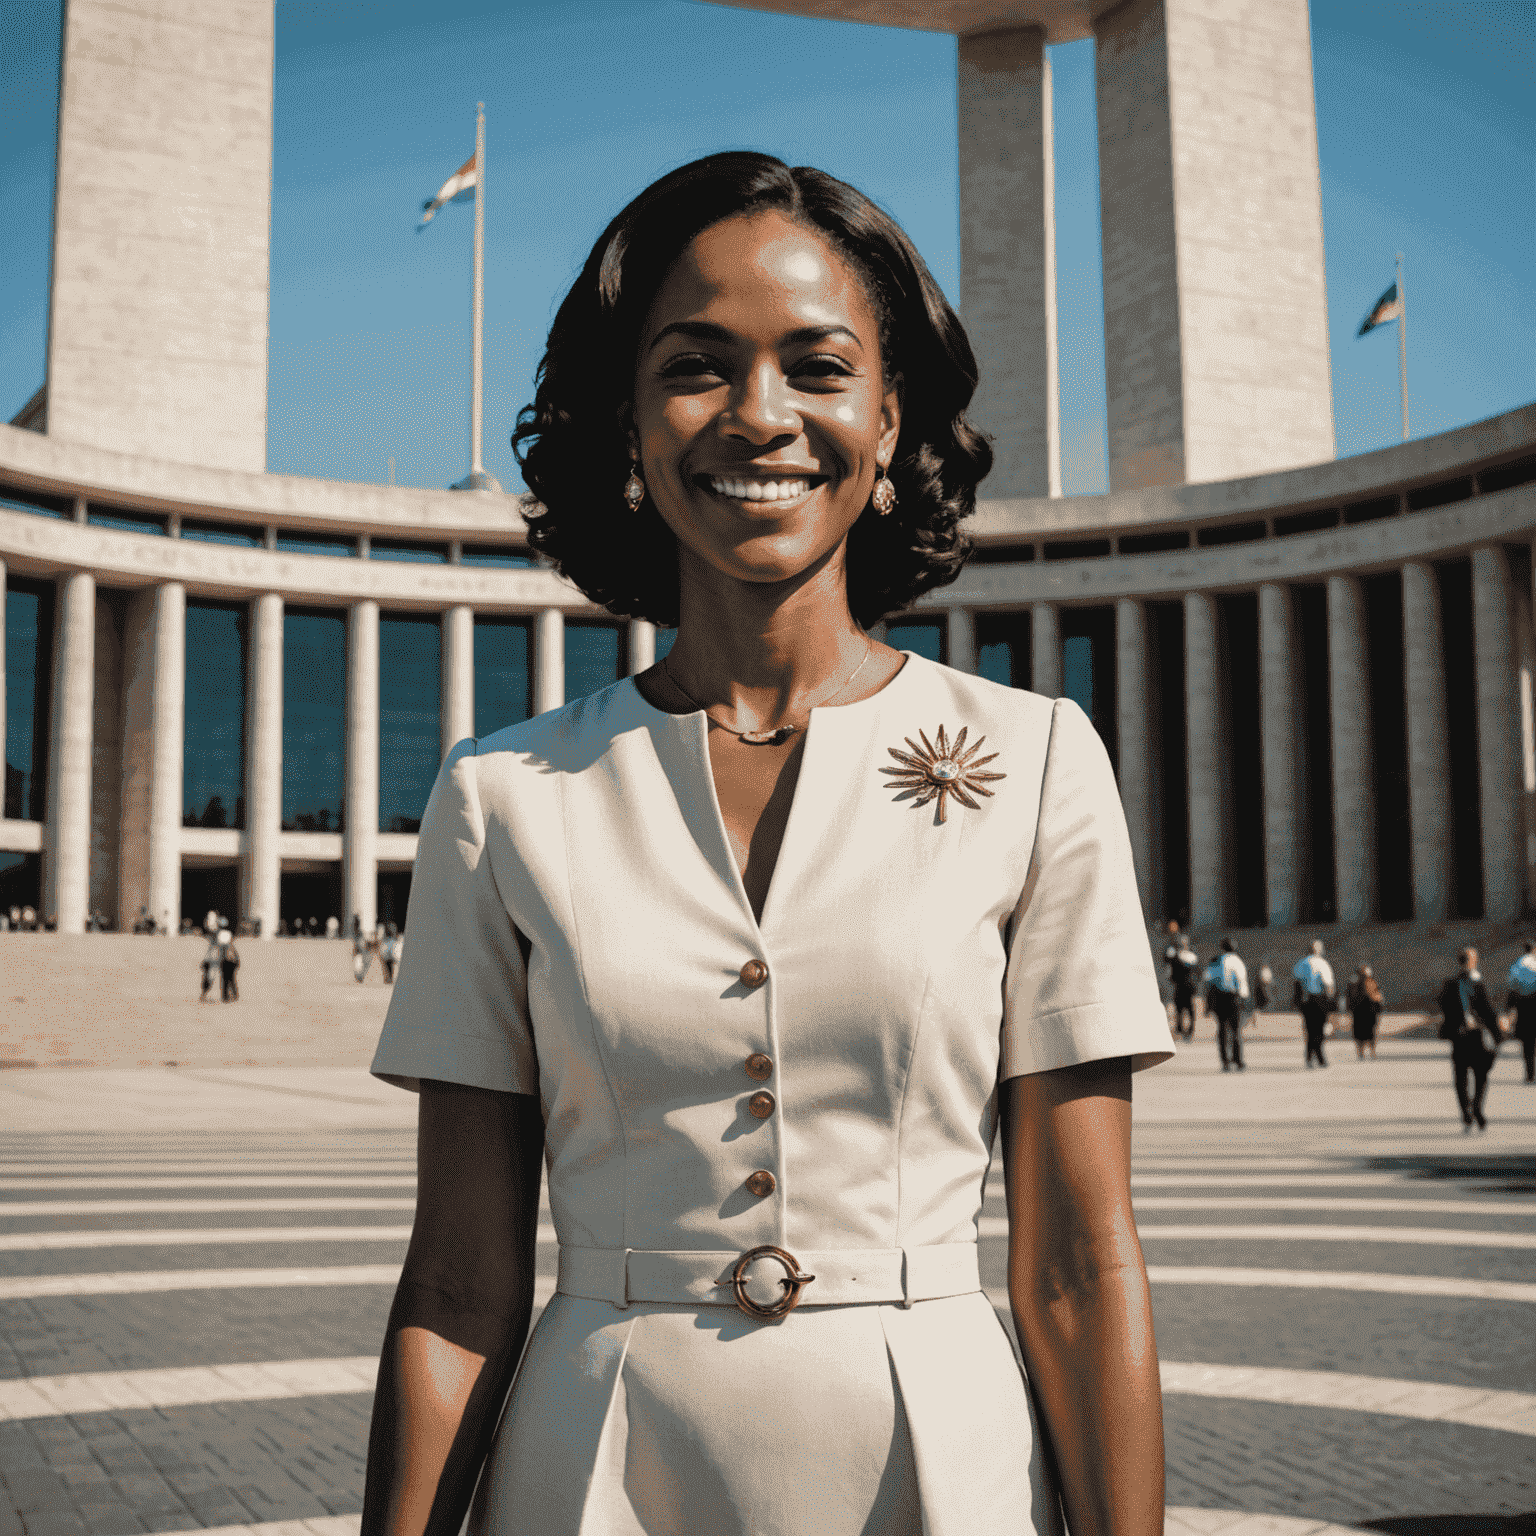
[1,0,1531,496]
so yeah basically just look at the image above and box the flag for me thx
[1357,282,1403,336]
[418,154,476,230]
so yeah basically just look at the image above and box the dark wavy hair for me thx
[512,150,992,629]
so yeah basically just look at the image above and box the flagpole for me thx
[471,102,486,478]
[1395,251,1409,443]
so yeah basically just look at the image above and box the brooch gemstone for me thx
[880,724,1006,824]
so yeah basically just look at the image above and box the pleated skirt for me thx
[469,1291,1063,1536]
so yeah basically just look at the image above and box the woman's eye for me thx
[658,353,723,380]
[794,357,854,382]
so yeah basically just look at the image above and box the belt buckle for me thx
[731,1244,816,1319]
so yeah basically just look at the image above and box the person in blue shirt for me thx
[1292,940,1335,1069]
[1205,938,1249,1072]
[1505,941,1536,1084]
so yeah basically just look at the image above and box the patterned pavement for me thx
[0,1028,1532,1536]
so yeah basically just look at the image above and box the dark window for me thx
[379,613,441,833]
[1218,593,1265,927]
[565,621,625,702]
[1272,507,1339,537]
[1406,479,1473,513]
[885,616,946,664]
[372,539,449,564]
[181,866,240,930]
[1061,607,1117,772]
[0,851,42,911]
[4,579,53,821]
[378,870,412,931]
[653,627,677,663]
[183,602,248,829]
[181,520,263,548]
[969,544,1036,564]
[276,533,357,558]
[459,545,534,568]
[1118,530,1189,555]
[1342,496,1399,524]
[1364,573,1412,920]
[1478,455,1536,495]
[1437,559,1484,917]
[473,617,532,739]
[1293,585,1336,921]
[87,506,166,535]
[975,611,1030,689]
[279,868,344,933]
[1197,521,1267,548]
[1042,538,1111,561]
[1152,602,1188,922]
[0,486,70,519]
[282,609,347,832]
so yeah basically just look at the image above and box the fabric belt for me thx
[556,1241,981,1310]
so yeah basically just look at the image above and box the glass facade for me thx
[976,612,1030,688]
[473,617,531,739]
[565,621,625,702]
[183,602,248,828]
[460,546,534,569]
[87,507,166,535]
[4,579,53,821]
[371,540,448,564]
[275,533,355,558]
[653,627,676,662]
[181,520,263,548]
[282,609,347,831]
[885,617,946,664]
[379,613,440,833]
[1,488,70,520]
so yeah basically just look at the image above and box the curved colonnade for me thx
[2,407,1534,939]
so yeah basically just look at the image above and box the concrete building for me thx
[3,0,1534,940]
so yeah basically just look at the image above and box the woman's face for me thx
[632,209,901,591]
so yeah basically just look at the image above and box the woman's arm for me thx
[1001,1056,1164,1536]
[361,1080,544,1536]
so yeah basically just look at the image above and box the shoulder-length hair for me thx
[512,150,992,630]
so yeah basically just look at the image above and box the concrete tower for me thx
[44,0,275,473]
[711,0,1337,493]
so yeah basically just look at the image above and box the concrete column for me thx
[117,582,183,936]
[958,25,1053,498]
[441,605,475,754]
[43,572,95,933]
[534,607,564,715]
[1327,575,1374,924]
[947,608,976,676]
[628,620,656,675]
[1093,0,1333,488]
[1401,562,1451,921]
[1183,591,1223,928]
[1030,603,1060,697]
[1258,583,1302,925]
[1116,598,1153,916]
[1471,545,1523,919]
[344,600,379,937]
[244,593,282,939]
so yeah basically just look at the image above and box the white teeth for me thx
[709,477,812,501]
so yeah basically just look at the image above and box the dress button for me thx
[745,1053,773,1081]
[746,1169,776,1198]
[739,958,769,988]
[747,1090,776,1119]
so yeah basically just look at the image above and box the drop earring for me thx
[872,464,896,516]
[623,455,645,512]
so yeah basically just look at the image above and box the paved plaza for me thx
[0,976,1531,1536]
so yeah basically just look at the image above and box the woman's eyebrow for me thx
[647,320,863,353]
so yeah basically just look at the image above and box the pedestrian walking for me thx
[1253,962,1273,1011]
[1293,939,1335,1068]
[353,917,372,983]
[199,946,217,1003]
[380,923,400,984]
[1505,941,1536,1084]
[1204,937,1249,1071]
[1168,931,1199,1040]
[220,939,240,1003]
[1438,948,1501,1132]
[1346,967,1383,1060]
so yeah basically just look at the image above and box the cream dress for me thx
[372,653,1174,1536]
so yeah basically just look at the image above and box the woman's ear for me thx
[879,376,902,463]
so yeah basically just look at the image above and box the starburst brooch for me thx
[880,724,1005,824]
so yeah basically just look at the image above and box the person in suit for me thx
[1438,948,1502,1132]
[1505,941,1536,1084]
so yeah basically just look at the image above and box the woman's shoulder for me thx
[465,677,649,777]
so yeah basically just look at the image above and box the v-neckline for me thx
[627,652,920,939]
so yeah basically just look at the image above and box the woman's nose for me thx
[726,363,800,442]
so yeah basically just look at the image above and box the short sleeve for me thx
[1000,698,1175,1079]
[371,740,539,1096]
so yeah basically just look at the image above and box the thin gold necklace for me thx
[662,640,874,747]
